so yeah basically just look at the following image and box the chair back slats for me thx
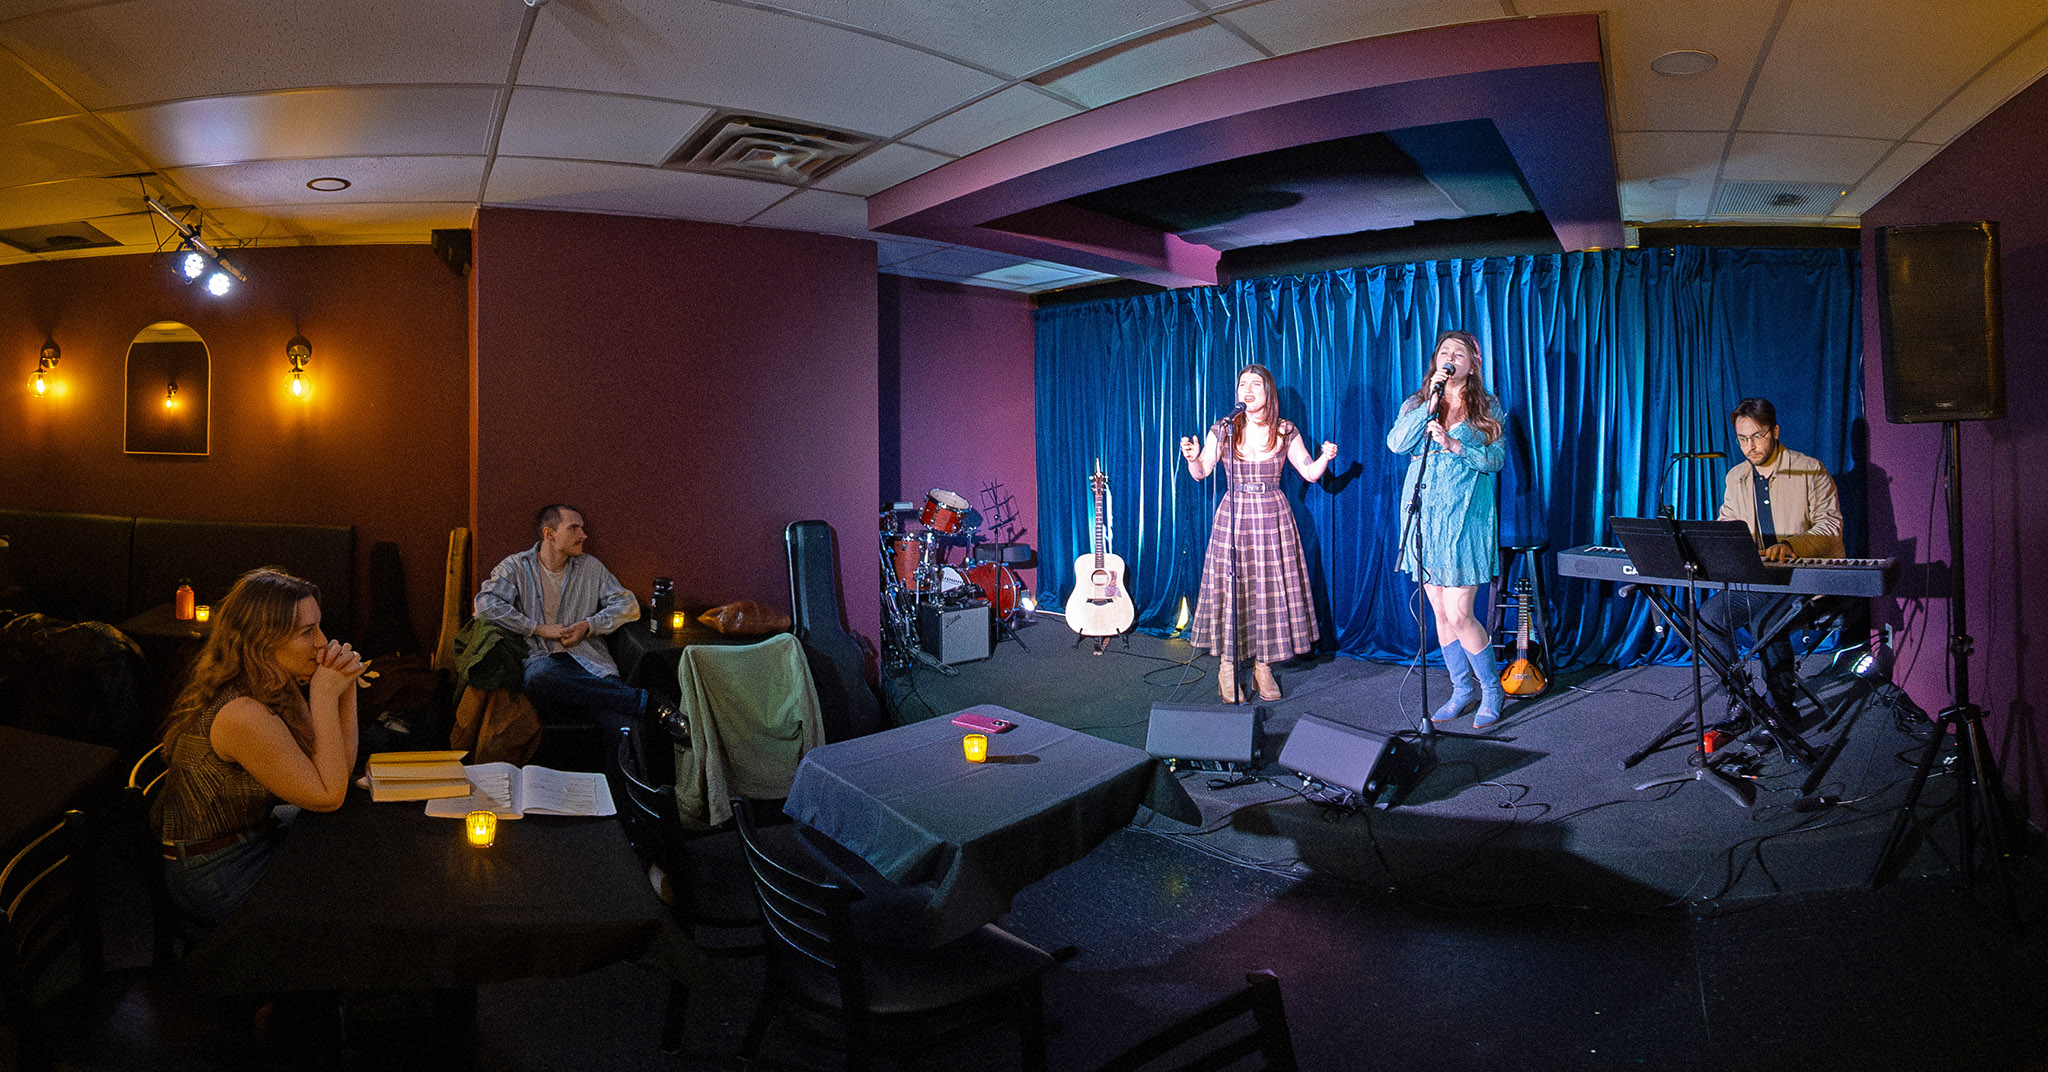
[3,810,94,1007]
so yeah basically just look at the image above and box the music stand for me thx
[1609,516,1757,807]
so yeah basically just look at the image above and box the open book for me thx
[367,750,472,802]
[421,762,616,819]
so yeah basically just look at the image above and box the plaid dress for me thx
[1189,421,1320,664]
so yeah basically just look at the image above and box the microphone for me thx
[1225,401,1247,418]
[1671,451,1726,459]
[1430,362,1454,397]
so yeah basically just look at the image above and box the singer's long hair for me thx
[1406,330,1502,446]
[1226,364,1282,456]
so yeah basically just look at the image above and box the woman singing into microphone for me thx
[1386,330,1509,728]
[1180,364,1338,703]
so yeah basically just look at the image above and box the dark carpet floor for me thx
[32,621,2048,1071]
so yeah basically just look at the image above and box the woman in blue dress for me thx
[1385,330,1509,727]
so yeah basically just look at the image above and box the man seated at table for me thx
[1700,397,1844,719]
[475,503,674,736]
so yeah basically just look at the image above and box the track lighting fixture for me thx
[146,195,247,296]
[286,335,312,398]
[32,339,59,396]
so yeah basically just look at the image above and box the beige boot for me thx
[1253,661,1282,701]
[1217,660,1241,704]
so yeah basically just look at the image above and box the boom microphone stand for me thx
[1397,377,1496,745]
[1868,422,2016,916]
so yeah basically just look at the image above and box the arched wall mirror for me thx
[124,320,209,455]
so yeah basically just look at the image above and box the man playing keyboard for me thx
[1699,397,1845,719]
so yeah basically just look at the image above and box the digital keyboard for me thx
[1555,544,1897,598]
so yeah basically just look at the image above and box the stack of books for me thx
[366,750,473,802]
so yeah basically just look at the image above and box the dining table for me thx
[182,789,667,996]
[0,724,122,853]
[782,705,1195,946]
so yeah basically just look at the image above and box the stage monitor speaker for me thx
[919,603,991,665]
[1278,715,1431,807]
[1876,220,2005,424]
[1145,703,1258,764]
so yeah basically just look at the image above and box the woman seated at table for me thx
[154,567,364,925]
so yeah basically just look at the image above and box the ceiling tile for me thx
[750,0,1203,79]
[746,187,871,234]
[483,157,790,223]
[0,176,163,232]
[102,87,499,168]
[1038,20,1266,109]
[1612,131,1724,222]
[1211,0,1500,58]
[0,0,524,109]
[200,201,478,244]
[499,88,714,166]
[0,53,76,126]
[518,0,1002,138]
[1522,0,1778,134]
[900,85,1082,157]
[163,155,487,227]
[1742,0,2046,142]
[813,142,953,196]
[0,115,143,189]
[1914,23,2048,145]
[1834,141,1943,219]
[1722,132,1891,183]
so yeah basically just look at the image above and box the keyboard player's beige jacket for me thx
[1717,445,1845,561]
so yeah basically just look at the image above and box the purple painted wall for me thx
[879,275,1039,604]
[1862,77,2048,829]
[473,208,882,647]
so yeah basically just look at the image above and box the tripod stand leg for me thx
[1868,709,1957,887]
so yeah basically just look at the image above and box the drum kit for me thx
[880,488,1034,662]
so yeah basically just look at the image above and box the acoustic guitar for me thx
[1064,467,1135,637]
[1500,574,1549,697]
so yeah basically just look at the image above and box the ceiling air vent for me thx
[665,113,872,186]
[1713,181,1847,217]
[0,221,121,254]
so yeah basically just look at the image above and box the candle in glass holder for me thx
[466,810,498,847]
[670,610,688,633]
[962,733,988,763]
[193,605,211,623]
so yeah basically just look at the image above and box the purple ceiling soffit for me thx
[870,14,1620,288]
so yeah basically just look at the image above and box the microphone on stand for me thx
[1670,451,1726,459]
[1429,363,1454,397]
[1224,401,1247,419]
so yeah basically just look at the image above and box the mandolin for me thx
[1500,575,1549,697]
[1064,467,1136,637]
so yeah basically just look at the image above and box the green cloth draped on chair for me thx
[671,633,824,828]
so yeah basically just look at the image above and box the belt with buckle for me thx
[162,820,273,861]
[1232,482,1272,493]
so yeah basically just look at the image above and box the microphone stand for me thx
[1397,383,1493,744]
[1221,409,1243,700]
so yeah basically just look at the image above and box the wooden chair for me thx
[2,810,97,1072]
[123,742,211,965]
[732,796,1055,1072]
[1093,970,1298,1072]
[603,725,764,1053]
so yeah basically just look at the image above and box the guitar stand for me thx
[1074,630,1130,655]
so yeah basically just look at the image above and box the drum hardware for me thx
[880,487,1037,669]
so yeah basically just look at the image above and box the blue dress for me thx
[1385,397,1506,586]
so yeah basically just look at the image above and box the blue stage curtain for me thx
[1032,247,1862,669]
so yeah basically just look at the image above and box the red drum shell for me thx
[964,563,1019,616]
[918,489,970,534]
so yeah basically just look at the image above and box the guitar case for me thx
[785,520,884,742]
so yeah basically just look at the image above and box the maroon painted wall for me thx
[1862,77,2048,829]
[1,246,469,650]
[471,208,881,646]
[880,276,1040,602]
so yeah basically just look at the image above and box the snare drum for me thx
[919,488,971,534]
[964,562,1020,617]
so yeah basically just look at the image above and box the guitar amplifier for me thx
[919,603,992,665]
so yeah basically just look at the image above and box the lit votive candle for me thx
[466,809,498,847]
[962,733,988,763]
[671,610,688,632]
[193,605,211,623]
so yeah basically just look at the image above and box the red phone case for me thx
[951,711,1015,733]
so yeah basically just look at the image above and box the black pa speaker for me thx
[1145,703,1258,765]
[918,603,991,665]
[1278,715,1432,808]
[1876,221,2005,423]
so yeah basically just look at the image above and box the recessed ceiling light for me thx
[306,177,352,192]
[1650,177,1690,190]
[1650,50,1717,76]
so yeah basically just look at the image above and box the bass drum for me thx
[964,563,1020,618]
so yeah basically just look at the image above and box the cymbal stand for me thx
[1868,422,2015,918]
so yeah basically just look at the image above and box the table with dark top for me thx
[0,724,122,852]
[182,791,666,994]
[783,705,1190,945]
[608,614,787,704]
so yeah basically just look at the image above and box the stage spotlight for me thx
[146,195,247,296]
[205,268,233,296]
[1851,624,1895,682]
[178,247,206,281]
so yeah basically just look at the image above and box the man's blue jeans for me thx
[521,652,647,734]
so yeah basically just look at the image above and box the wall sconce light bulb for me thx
[165,380,179,409]
[32,368,47,395]
[290,371,309,398]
